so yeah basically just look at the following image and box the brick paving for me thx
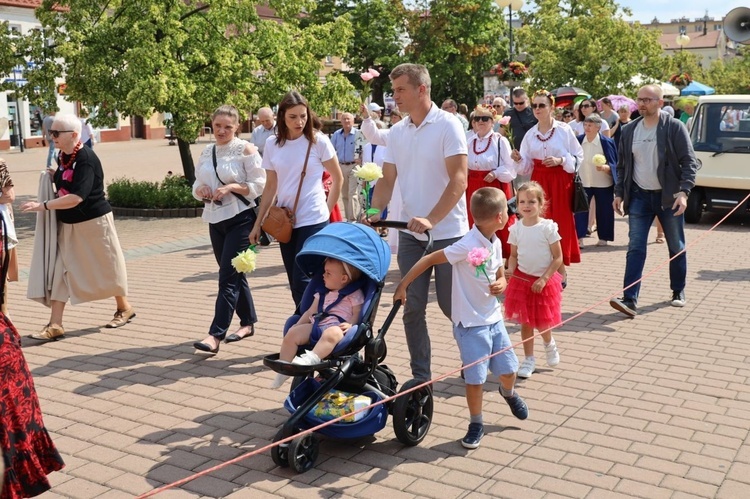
[3,140,750,498]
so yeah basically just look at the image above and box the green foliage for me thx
[702,48,750,95]
[31,0,357,180]
[305,0,407,110]
[405,0,507,106]
[107,174,203,209]
[516,0,663,97]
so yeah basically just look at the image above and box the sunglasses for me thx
[472,116,492,122]
[580,104,593,109]
[202,198,223,206]
[531,103,548,109]
[49,130,74,138]
[513,101,525,106]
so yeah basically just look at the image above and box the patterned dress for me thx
[1,313,65,498]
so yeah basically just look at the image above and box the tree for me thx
[405,0,507,107]
[515,0,663,97]
[305,0,408,109]
[33,0,357,181]
[0,23,62,114]
[703,48,750,95]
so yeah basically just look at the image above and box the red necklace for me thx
[536,127,556,142]
[59,142,83,170]
[472,135,492,155]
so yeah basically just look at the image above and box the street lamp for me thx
[11,64,25,153]
[495,0,524,59]
[675,29,690,53]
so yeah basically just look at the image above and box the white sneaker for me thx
[270,372,289,389]
[292,350,321,366]
[545,340,560,367]
[517,357,536,379]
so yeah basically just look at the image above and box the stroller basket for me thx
[285,377,388,439]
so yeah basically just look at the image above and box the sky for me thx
[615,1,745,24]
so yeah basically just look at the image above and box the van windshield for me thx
[690,103,750,154]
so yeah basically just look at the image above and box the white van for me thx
[686,95,750,223]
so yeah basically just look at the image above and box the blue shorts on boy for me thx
[443,226,519,384]
[453,321,518,384]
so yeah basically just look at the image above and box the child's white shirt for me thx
[443,226,504,327]
[508,218,561,277]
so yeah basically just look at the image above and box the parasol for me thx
[599,95,637,113]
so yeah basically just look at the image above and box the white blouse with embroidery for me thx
[192,138,266,224]
[514,121,584,176]
[467,131,516,183]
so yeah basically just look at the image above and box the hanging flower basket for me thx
[489,61,529,84]
[669,72,692,88]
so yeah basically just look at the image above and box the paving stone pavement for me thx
[3,141,750,498]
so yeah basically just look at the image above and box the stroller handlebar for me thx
[368,221,433,254]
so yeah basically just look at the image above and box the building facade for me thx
[642,15,734,69]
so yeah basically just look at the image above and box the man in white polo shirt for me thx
[360,63,468,382]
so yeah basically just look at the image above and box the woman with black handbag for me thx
[249,91,343,308]
[192,105,266,355]
[511,90,584,287]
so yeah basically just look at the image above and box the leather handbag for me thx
[572,170,589,214]
[261,141,313,243]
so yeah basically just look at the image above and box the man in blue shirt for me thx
[330,112,362,221]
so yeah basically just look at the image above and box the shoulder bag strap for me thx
[212,144,250,206]
[290,140,313,222]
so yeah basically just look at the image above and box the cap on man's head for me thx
[368,102,383,112]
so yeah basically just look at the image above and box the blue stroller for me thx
[263,222,434,472]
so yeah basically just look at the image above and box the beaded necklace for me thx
[472,135,492,155]
[59,141,83,170]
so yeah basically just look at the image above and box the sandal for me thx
[655,233,665,244]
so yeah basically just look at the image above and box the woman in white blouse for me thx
[511,90,584,282]
[250,91,343,308]
[466,104,516,257]
[192,105,266,355]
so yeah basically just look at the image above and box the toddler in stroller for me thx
[270,257,365,388]
[264,222,435,472]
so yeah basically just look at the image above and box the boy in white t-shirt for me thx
[394,187,528,449]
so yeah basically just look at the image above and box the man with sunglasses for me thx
[610,85,697,317]
[503,88,537,187]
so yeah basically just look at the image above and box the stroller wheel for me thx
[288,433,320,473]
[271,428,290,468]
[392,379,433,446]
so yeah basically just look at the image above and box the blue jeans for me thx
[279,221,328,310]
[47,140,56,169]
[208,209,257,338]
[574,186,615,241]
[623,186,687,303]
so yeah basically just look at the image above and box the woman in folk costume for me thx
[511,90,584,286]
[465,104,516,258]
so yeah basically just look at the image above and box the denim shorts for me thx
[453,321,519,385]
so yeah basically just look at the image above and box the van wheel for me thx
[685,190,703,224]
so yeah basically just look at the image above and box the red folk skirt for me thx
[466,169,516,259]
[504,269,563,329]
[530,160,581,265]
[322,171,343,222]
[1,313,65,499]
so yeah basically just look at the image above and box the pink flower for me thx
[368,68,380,78]
[498,116,511,126]
[360,72,374,82]
[62,169,74,182]
[466,247,490,267]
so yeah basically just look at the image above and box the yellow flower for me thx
[231,247,258,274]
[354,162,383,182]
[592,154,607,166]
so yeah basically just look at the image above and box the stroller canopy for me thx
[296,223,391,282]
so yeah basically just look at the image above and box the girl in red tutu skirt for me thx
[1,313,65,498]
[504,182,563,380]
